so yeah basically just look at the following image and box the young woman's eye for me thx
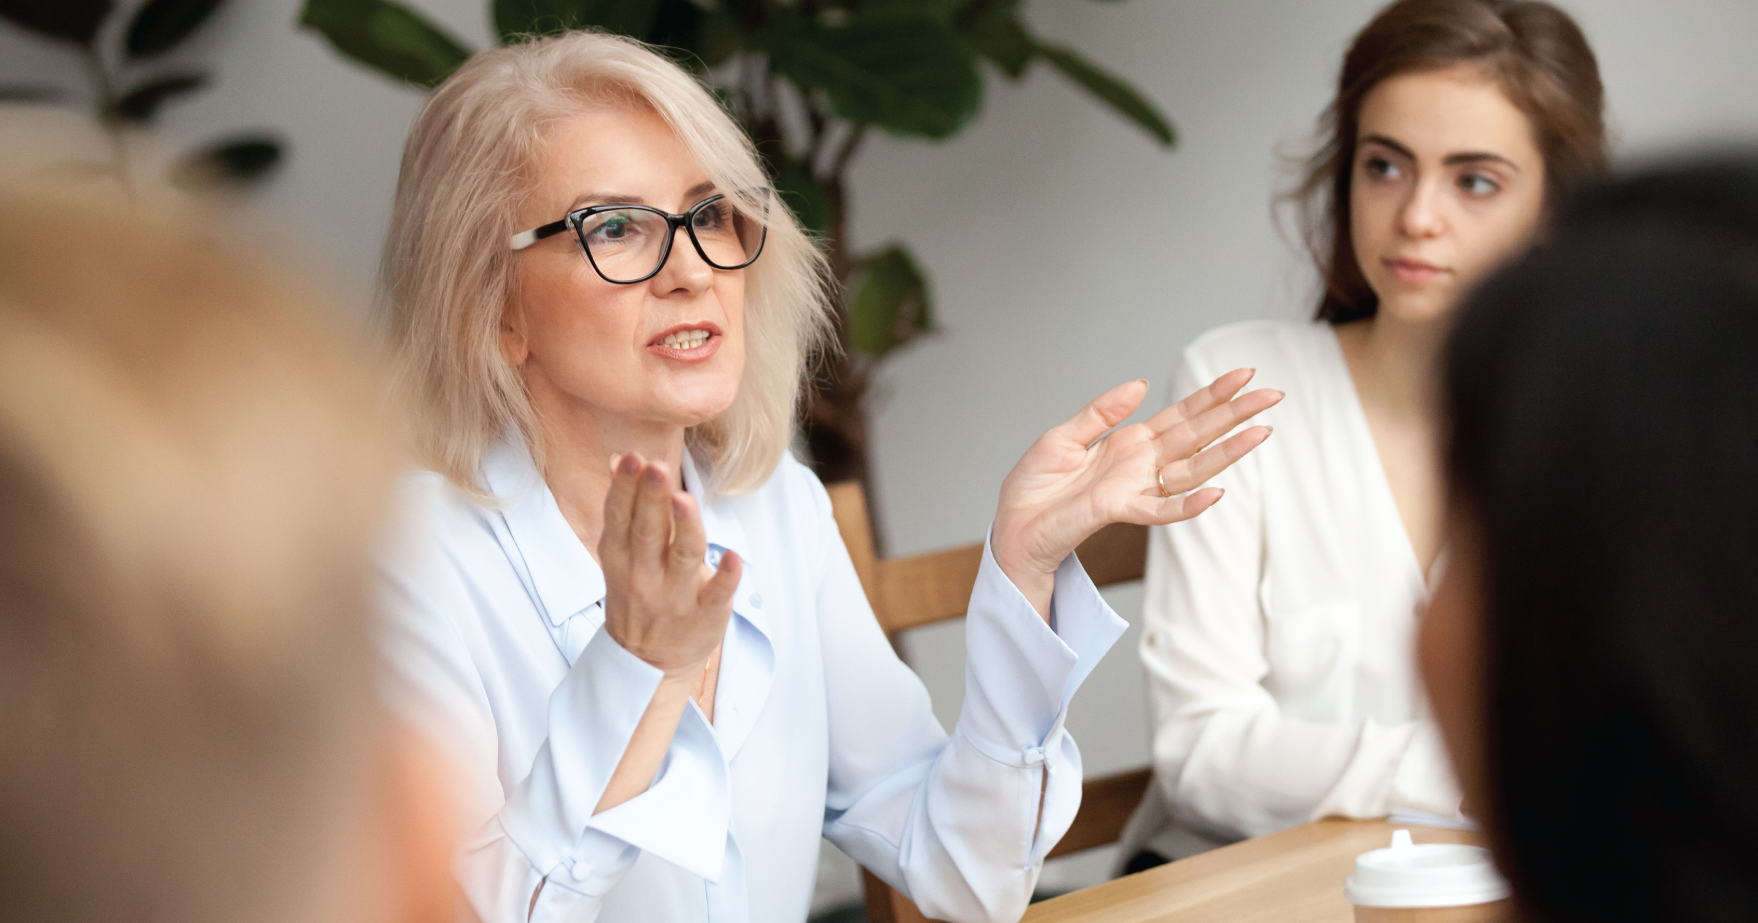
[1364,156,1402,181]
[1458,173,1501,197]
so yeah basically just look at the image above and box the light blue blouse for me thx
[379,437,1126,923]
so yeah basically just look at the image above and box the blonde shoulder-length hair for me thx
[384,30,833,496]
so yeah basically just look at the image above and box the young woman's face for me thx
[504,107,746,434]
[1350,66,1546,323]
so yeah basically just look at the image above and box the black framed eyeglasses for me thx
[508,191,768,285]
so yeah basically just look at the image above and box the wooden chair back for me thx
[824,482,1154,923]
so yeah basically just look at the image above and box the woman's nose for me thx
[1398,181,1447,239]
[652,225,715,294]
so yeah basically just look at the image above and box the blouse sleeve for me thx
[1138,347,1460,848]
[377,483,728,923]
[808,480,1128,923]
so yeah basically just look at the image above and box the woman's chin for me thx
[667,395,738,431]
[1374,289,1459,325]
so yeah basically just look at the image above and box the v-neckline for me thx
[1318,323,1438,592]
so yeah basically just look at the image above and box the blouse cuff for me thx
[500,627,733,894]
[956,530,1127,764]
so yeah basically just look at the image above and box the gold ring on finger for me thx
[1156,466,1173,498]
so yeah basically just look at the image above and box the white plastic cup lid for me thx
[1343,829,1512,909]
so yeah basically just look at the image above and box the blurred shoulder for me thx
[731,450,834,532]
[714,451,845,575]
[1181,319,1337,380]
[389,469,499,552]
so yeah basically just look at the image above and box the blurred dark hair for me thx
[1296,0,1607,324]
[1444,156,1758,923]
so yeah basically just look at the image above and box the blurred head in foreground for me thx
[1423,156,1758,921]
[0,182,451,923]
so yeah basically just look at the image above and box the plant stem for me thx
[82,46,129,185]
[829,124,866,180]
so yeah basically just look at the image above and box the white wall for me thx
[7,0,1758,908]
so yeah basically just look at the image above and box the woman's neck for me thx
[1336,309,1450,579]
[1336,311,1446,425]
[534,401,688,561]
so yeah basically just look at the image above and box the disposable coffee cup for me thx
[1343,829,1512,922]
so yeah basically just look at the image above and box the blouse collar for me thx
[480,434,753,628]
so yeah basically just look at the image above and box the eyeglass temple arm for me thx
[509,218,570,251]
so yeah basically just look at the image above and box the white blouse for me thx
[378,437,1127,923]
[1123,320,1462,861]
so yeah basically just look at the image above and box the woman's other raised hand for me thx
[599,453,742,680]
[992,370,1282,619]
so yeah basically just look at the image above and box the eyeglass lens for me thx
[576,197,764,283]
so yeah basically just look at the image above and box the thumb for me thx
[699,549,742,612]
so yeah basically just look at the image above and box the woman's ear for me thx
[499,304,530,368]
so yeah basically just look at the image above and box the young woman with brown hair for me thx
[1123,0,1608,868]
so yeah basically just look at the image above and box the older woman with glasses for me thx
[378,32,1279,923]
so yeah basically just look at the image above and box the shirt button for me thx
[569,861,591,881]
[749,593,763,608]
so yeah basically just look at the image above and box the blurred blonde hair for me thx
[0,180,399,923]
[384,30,833,497]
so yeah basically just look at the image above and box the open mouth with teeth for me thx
[661,329,712,350]
[649,324,721,361]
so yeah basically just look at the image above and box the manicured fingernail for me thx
[1264,426,1274,435]
[1272,389,1285,399]
[643,464,666,484]
[609,453,622,473]
[672,495,688,516]
[1137,378,1149,387]
[618,453,642,475]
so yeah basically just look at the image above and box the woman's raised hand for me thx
[992,370,1282,618]
[599,453,742,680]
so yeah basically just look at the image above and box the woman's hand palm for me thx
[599,454,741,680]
[994,370,1280,582]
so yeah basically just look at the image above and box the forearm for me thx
[594,675,694,813]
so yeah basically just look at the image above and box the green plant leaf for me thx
[645,0,727,68]
[493,0,658,43]
[849,245,932,356]
[681,5,739,68]
[0,0,113,46]
[492,0,731,69]
[300,0,472,88]
[766,12,981,139]
[1035,41,1173,146]
[125,0,227,59]
[171,134,283,188]
[773,162,830,238]
[114,71,207,123]
[957,0,1032,78]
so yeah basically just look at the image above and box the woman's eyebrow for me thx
[1360,133,1519,171]
[1360,133,1416,160]
[566,182,719,212]
[1442,151,1520,171]
[568,192,645,210]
